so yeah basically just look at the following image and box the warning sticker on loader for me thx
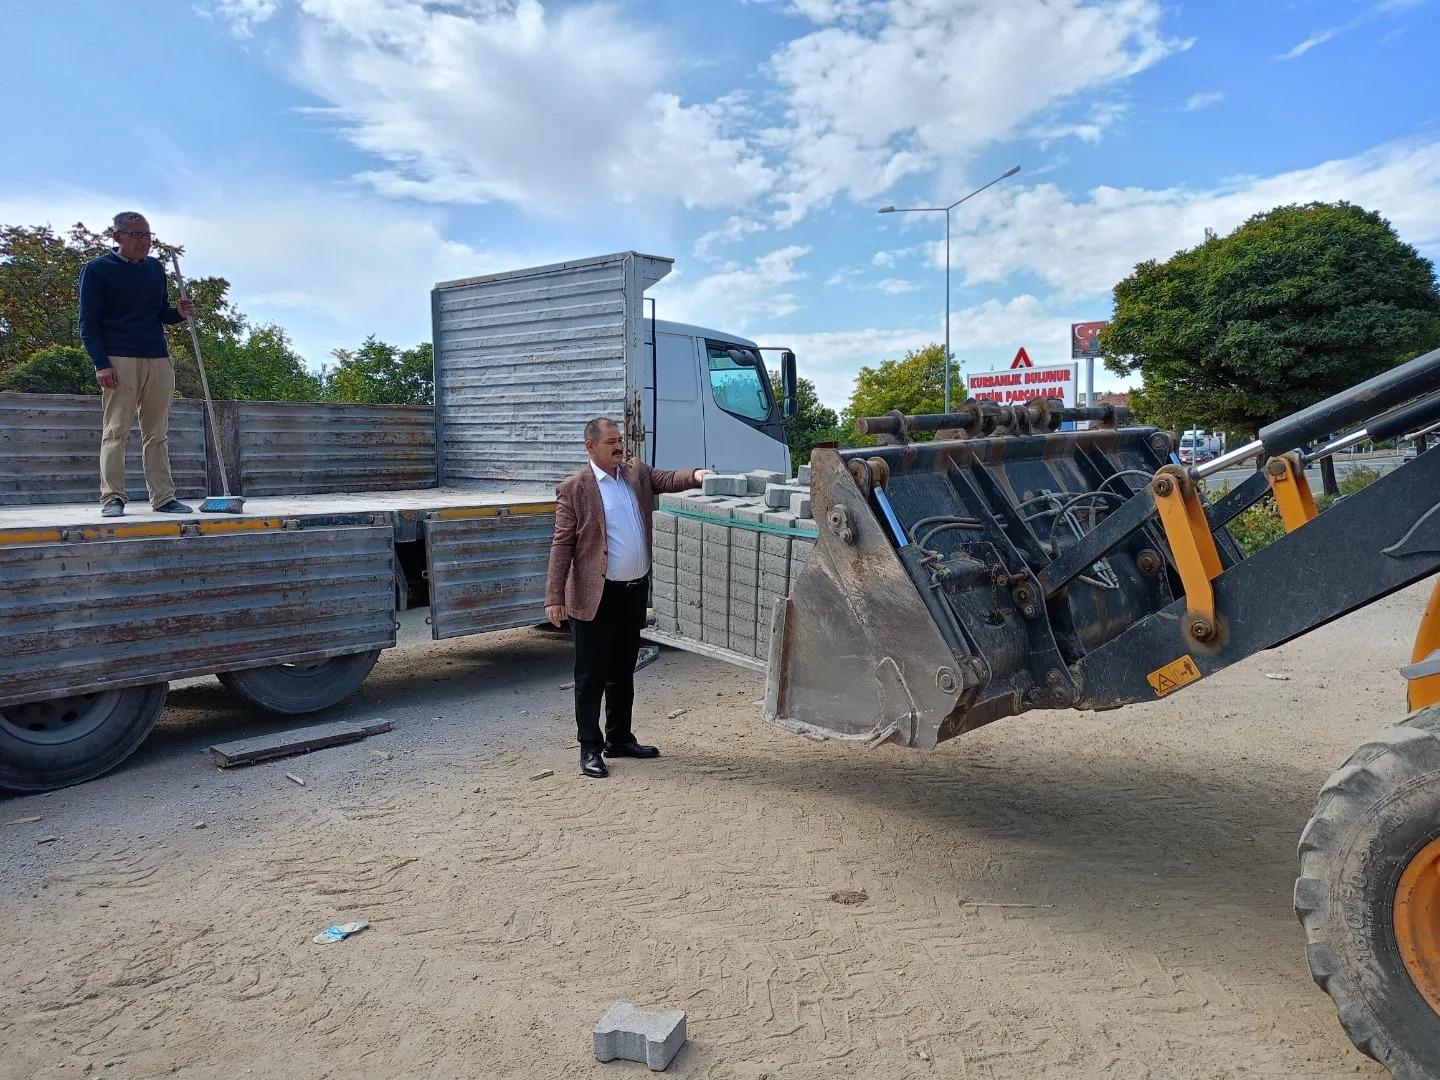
[1147,655,1201,697]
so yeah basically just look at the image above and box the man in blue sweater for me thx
[78,211,196,516]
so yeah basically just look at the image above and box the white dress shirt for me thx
[590,461,649,581]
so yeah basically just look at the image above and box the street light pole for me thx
[879,164,1021,413]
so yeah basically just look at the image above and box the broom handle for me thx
[170,255,232,497]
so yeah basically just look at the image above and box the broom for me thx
[171,254,244,514]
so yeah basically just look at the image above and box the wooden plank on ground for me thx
[209,719,393,768]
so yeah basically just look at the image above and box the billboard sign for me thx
[1071,320,1107,359]
[969,362,1079,408]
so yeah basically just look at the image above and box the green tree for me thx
[0,225,104,367]
[841,343,962,443]
[0,345,98,395]
[771,375,840,464]
[203,322,326,402]
[325,337,434,405]
[1102,201,1440,490]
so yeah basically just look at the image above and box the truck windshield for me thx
[706,343,771,422]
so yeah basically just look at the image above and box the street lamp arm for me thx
[946,164,1023,211]
[878,206,947,213]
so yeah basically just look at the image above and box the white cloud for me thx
[766,0,1187,224]
[652,245,812,333]
[693,216,767,261]
[1027,101,1130,148]
[207,0,1187,228]
[205,0,281,35]
[1183,90,1225,111]
[874,277,918,295]
[943,137,1440,301]
[1277,0,1426,60]
[258,0,775,216]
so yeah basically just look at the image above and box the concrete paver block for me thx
[764,483,807,509]
[745,469,785,494]
[761,511,799,531]
[797,463,812,485]
[701,474,750,496]
[789,492,812,518]
[732,505,768,525]
[654,511,678,531]
[677,552,701,577]
[760,534,792,558]
[594,1002,686,1071]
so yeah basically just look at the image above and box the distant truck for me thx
[1178,429,1223,465]
[0,251,798,792]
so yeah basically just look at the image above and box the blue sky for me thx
[5,0,1439,408]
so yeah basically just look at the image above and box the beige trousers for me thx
[99,355,176,508]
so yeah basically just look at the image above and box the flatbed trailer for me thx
[0,487,558,791]
[0,250,800,792]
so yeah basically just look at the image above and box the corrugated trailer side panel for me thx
[0,524,396,708]
[237,402,436,495]
[0,392,207,506]
[431,252,671,491]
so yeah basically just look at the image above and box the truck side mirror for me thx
[782,350,798,420]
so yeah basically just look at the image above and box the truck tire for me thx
[1295,704,1440,1078]
[217,650,381,715]
[0,683,168,793]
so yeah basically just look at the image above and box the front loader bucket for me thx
[764,421,1200,749]
[763,449,969,749]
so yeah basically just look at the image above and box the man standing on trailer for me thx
[545,418,711,779]
[79,211,195,517]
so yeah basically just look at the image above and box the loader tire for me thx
[0,683,167,792]
[217,650,381,715]
[1295,704,1440,1078]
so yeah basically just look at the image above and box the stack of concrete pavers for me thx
[651,467,818,662]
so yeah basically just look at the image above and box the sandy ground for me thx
[0,588,1426,1080]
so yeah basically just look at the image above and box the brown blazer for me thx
[545,460,700,622]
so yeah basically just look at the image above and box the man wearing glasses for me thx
[78,211,196,517]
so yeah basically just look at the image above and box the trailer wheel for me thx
[0,683,167,792]
[217,650,381,715]
[1295,704,1440,1078]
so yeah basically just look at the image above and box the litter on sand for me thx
[1265,672,1291,681]
[530,769,555,781]
[313,920,369,945]
[6,816,41,825]
[285,772,306,787]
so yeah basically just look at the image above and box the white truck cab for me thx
[644,320,795,477]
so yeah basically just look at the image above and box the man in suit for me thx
[545,418,711,778]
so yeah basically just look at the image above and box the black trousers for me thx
[571,576,649,756]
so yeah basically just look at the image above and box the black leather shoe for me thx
[101,501,125,518]
[580,753,609,778]
[603,740,660,759]
[153,499,195,514]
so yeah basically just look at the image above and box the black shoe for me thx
[153,499,194,514]
[101,501,125,518]
[581,752,609,778]
[604,739,660,759]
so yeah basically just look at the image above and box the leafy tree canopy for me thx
[772,375,840,464]
[1101,201,1440,437]
[842,343,963,444]
[0,345,98,395]
[326,337,434,406]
